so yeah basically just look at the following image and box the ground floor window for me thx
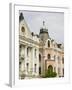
[26,63,29,72]
[63,68,64,76]
[39,67,41,75]
[34,64,37,73]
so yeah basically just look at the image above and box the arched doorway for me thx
[48,65,53,73]
[45,65,57,77]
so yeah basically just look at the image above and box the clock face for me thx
[21,26,25,32]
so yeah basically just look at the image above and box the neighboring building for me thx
[19,13,64,79]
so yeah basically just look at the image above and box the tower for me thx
[39,21,49,42]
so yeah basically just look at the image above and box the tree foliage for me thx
[45,65,57,78]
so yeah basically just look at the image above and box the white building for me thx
[19,13,39,79]
[19,13,64,79]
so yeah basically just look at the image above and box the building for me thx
[19,13,64,79]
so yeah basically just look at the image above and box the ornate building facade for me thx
[19,13,64,79]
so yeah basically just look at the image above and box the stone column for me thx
[29,47,33,77]
[19,45,25,79]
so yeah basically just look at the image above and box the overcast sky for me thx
[20,11,64,44]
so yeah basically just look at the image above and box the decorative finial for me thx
[19,13,24,22]
[43,21,45,26]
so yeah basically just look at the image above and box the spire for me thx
[39,21,50,41]
[42,21,46,29]
[40,21,48,33]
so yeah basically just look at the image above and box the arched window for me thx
[21,26,25,32]
[48,40,50,47]
[48,54,51,59]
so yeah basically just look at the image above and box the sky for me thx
[20,11,64,44]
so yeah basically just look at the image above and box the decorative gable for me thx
[19,13,32,39]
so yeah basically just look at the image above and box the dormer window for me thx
[21,26,25,32]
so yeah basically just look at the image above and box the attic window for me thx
[21,26,25,32]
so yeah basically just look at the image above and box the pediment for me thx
[19,19,32,39]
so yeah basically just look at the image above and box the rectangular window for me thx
[63,68,64,76]
[27,47,29,56]
[34,64,37,73]
[48,40,50,47]
[35,49,37,58]
[26,63,29,72]
[48,54,51,59]
[39,67,41,75]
